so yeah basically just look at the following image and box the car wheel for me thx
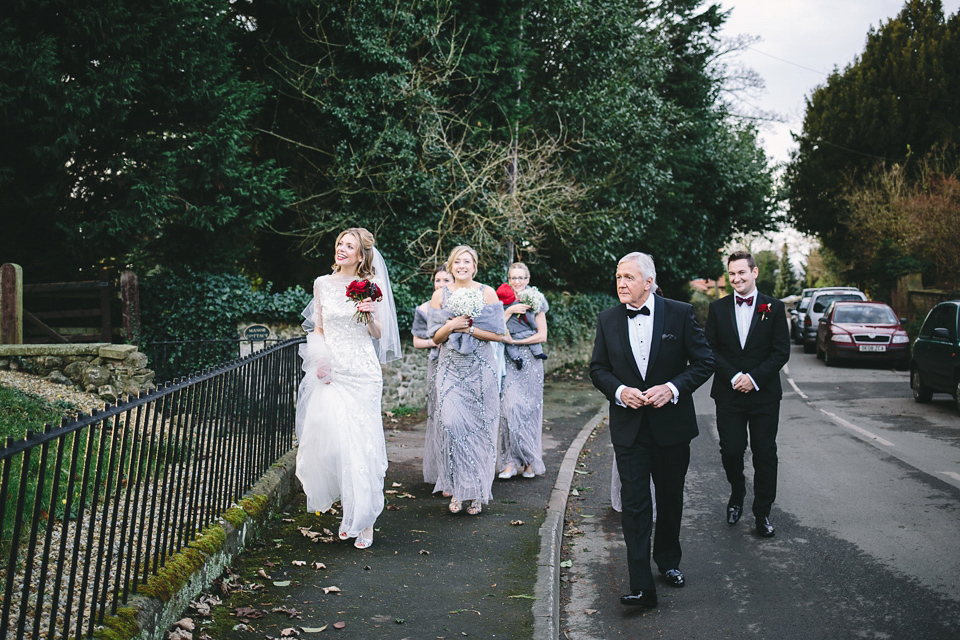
[912,367,932,403]
[824,348,836,367]
[803,340,815,354]
[955,376,960,414]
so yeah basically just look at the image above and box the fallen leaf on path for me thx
[233,606,265,619]
[418,549,430,555]
[257,569,272,579]
[508,594,536,599]
[292,560,306,567]
[273,581,291,587]
[322,586,341,595]
[559,560,572,568]
[333,622,346,629]
[301,625,327,633]
[391,482,402,487]
[167,629,191,640]
[272,606,302,619]
[510,520,524,526]
[174,618,195,631]
[280,628,299,637]
[312,562,327,570]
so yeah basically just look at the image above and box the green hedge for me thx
[542,291,618,347]
[140,270,312,344]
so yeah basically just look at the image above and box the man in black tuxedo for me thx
[705,250,790,538]
[590,252,714,609]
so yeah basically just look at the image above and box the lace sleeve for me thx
[300,276,324,334]
[313,277,323,330]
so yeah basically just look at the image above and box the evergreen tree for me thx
[773,243,796,299]
[785,0,960,269]
[0,0,290,280]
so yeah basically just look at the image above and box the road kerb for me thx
[533,402,609,640]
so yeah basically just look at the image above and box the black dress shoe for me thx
[726,504,743,525]
[756,516,775,537]
[620,590,658,608]
[664,568,685,588]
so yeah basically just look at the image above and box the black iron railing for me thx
[143,338,290,385]
[0,337,304,639]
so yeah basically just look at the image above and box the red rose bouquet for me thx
[346,279,382,324]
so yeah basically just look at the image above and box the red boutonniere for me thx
[757,303,772,320]
[346,279,383,324]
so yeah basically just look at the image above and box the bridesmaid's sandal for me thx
[466,501,482,515]
[442,491,452,498]
[339,531,349,540]
[354,527,374,549]
[448,498,462,514]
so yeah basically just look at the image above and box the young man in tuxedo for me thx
[590,252,714,609]
[705,250,791,537]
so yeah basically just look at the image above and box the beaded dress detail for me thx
[428,286,505,503]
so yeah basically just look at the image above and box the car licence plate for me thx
[858,345,886,352]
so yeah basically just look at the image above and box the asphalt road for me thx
[560,343,960,639]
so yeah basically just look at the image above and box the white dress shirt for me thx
[614,297,679,406]
[732,288,759,391]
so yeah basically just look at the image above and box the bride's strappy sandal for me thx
[354,527,374,549]
[448,497,462,514]
[466,501,482,515]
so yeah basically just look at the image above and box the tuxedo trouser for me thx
[715,399,780,518]
[613,418,690,592]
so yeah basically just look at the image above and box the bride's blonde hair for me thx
[332,227,377,279]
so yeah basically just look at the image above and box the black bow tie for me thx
[736,296,754,306]
[626,306,650,318]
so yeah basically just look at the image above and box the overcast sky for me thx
[720,0,960,166]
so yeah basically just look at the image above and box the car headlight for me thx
[892,335,910,344]
[831,334,853,343]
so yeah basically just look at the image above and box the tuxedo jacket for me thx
[590,295,714,448]
[704,292,791,405]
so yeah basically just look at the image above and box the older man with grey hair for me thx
[590,251,714,609]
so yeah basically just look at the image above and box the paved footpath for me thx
[186,368,606,639]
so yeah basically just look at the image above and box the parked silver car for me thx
[802,287,866,353]
[791,287,819,344]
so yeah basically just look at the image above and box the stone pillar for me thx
[1,263,23,344]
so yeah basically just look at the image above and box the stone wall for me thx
[0,343,156,403]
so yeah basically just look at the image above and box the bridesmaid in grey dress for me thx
[411,267,453,489]
[498,262,549,479]
[429,246,505,515]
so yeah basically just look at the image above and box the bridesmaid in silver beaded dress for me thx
[411,267,453,489]
[498,262,549,479]
[428,246,505,515]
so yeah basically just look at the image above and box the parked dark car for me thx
[791,287,818,344]
[911,300,960,412]
[802,287,866,352]
[815,301,910,368]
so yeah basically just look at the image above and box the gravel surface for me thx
[0,369,106,417]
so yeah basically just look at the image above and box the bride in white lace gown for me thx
[295,228,401,549]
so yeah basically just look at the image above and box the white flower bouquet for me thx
[447,287,485,317]
[516,286,543,314]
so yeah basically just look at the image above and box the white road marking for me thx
[940,471,960,483]
[819,408,895,447]
[787,377,808,399]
